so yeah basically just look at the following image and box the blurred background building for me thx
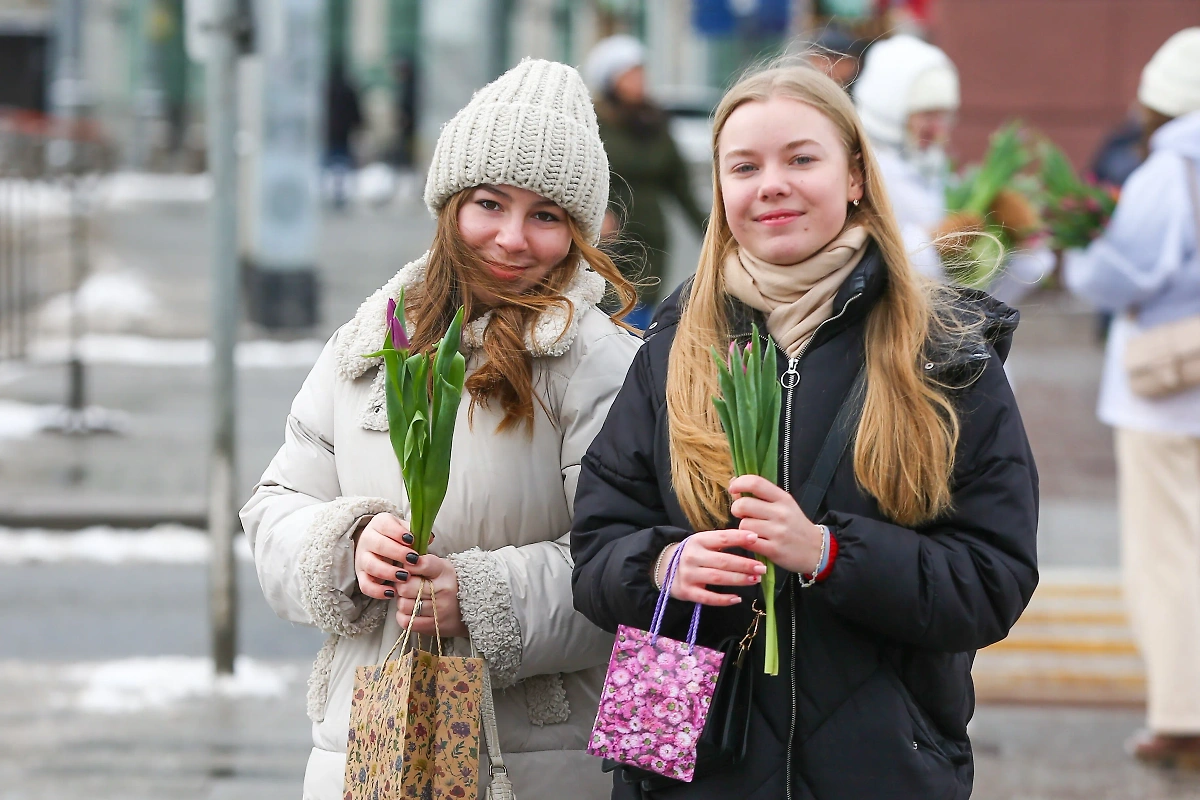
[2,0,1198,175]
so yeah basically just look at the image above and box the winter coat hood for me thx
[854,35,959,147]
[649,240,1020,379]
[1151,110,1200,160]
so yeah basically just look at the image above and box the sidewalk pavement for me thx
[3,655,1200,799]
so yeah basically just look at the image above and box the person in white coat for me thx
[853,34,1052,305]
[241,59,643,798]
[1064,28,1200,769]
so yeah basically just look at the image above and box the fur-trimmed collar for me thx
[335,252,608,381]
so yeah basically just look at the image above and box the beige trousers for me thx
[1116,427,1200,733]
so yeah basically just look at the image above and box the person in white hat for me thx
[242,59,641,799]
[853,34,1052,304]
[1064,27,1200,770]
[585,34,707,329]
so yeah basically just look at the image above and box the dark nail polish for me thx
[384,589,395,598]
[406,552,419,564]
[395,570,409,581]
[402,532,414,545]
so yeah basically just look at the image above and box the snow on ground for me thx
[0,399,51,440]
[0,400,131,440]
[0,524,253,565]
[60,656,297,713]
[0,179,72,219]
[37,269,159,335]
[97,172,212,208]
[26,334,324,368]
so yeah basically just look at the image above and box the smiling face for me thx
[456,184,573,297]
[718,96,863,265]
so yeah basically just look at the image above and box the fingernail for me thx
[731,596,743,604]
[395,570,409,581]
[749,575,761,583]
[402,533,414,545]
[384,589,395,598]
[406,552,419,564]
[755,564,767,574]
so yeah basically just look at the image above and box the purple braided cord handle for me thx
[649,538,704,653]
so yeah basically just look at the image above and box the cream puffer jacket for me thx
[240,255,641,800]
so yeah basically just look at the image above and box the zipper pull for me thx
[780,357,800,389]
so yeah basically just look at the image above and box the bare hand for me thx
[660,529,766,607]
[394,553,467,639]
[353,515,464,637]
[728,474,823,576]
[354,513,412,600]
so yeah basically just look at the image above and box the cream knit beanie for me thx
[854,35,958,147]
[424,58,610,243]
[1138,27,1200,119]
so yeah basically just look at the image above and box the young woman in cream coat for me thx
[241,59,641,799]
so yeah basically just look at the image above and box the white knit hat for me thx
[854,35,959,147]
[424,59,610,243]
[1138,27,1200,118]
[584,35,645,93]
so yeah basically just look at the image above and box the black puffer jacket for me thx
[571,245,1039,800]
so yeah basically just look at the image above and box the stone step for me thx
[973,569,1145,705]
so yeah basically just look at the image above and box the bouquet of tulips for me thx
[1036,141,1118,251]
[711,327,782,676]
[943,122,1042,288]
[363,291,467,555]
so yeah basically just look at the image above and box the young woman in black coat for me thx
[570,63,1039,800]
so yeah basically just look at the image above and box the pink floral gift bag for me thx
[586,539,724,782]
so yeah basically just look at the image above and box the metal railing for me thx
[0,109,112,363]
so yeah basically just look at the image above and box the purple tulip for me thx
[386,297,409,350]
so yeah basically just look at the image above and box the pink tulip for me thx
[386,297,409,350]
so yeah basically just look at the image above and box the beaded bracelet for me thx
[798,525,830,589]
[652,543,676,589]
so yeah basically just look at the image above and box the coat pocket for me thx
[882,667,971,767]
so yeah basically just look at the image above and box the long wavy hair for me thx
[667,63,972,530]
[405,189,638,433]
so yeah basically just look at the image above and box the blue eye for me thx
[792,155,815,166]
[732,163,756,174]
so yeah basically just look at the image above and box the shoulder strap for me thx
[796,363,867,519]
[480,658,517,799]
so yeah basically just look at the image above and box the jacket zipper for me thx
[780,293,860,800]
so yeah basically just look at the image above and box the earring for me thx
[852,199,860,207]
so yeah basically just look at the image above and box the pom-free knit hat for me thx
[424,59,610,243]
[584,35,646,93]
[1139,27,1200,118]
[854,35,959,147]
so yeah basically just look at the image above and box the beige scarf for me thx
[723,226,870,356]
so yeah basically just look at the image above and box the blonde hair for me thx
[667,62,972,530]
[408,188,638,432]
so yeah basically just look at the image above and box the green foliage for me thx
[711,326,782,676]
[363,289,466,554]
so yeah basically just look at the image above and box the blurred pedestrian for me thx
[572,61,1038,798]
[325,58,364,210]
[586,34,708,330]
[854,35,1053,305]
[242,59,640,798]
[1063,27,1200,771]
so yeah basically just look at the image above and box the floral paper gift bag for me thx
[344,589,485,800]
[399,649,484,798]
[586,539,724,782]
